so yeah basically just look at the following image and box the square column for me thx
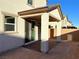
[35,25,38,41]
[56,21,62,41]
[41,13,49,53]
[28,23,32,40]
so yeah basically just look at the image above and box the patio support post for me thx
[41,13,49,53]
[29,23,32,40]
[56,21,61,41]
[35,25,38,40]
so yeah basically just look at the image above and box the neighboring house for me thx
[60,15,78,41]
[61,15,77,29]
[61,16,73,27]
[0,0,74,53]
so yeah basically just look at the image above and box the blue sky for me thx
[48,0,79,26]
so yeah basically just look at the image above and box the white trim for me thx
[4,23,15,25]
[15,17,17,32]
[4,16,17,32]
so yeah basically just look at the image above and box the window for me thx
[4,16,15,31]
[28,0,32,5]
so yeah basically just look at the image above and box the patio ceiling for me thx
[24,15,58,24]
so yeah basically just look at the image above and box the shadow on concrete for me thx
[0,33,24,53]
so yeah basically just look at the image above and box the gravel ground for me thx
[0,41,79,59]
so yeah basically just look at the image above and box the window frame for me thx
[4,16,17,32]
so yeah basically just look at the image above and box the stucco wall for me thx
[0,11,25,53]
[61,19,67,27]
[0,0,47,13]
[0,0,34,53]
[49,28,79,41]
[0,0,48,53]
[61,29,79,41]
[49,8,61,20]
[33,0,47,8]
[62,16,72,27]
[0,0,33,14]
[66,21,72,26]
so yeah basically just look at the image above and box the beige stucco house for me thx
[61,15,73,28]
[0,0,73,53]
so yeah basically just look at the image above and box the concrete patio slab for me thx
[0,41,79,59]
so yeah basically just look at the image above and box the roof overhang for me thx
[18,4,63,21]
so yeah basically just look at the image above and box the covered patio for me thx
[18,5,62,53]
